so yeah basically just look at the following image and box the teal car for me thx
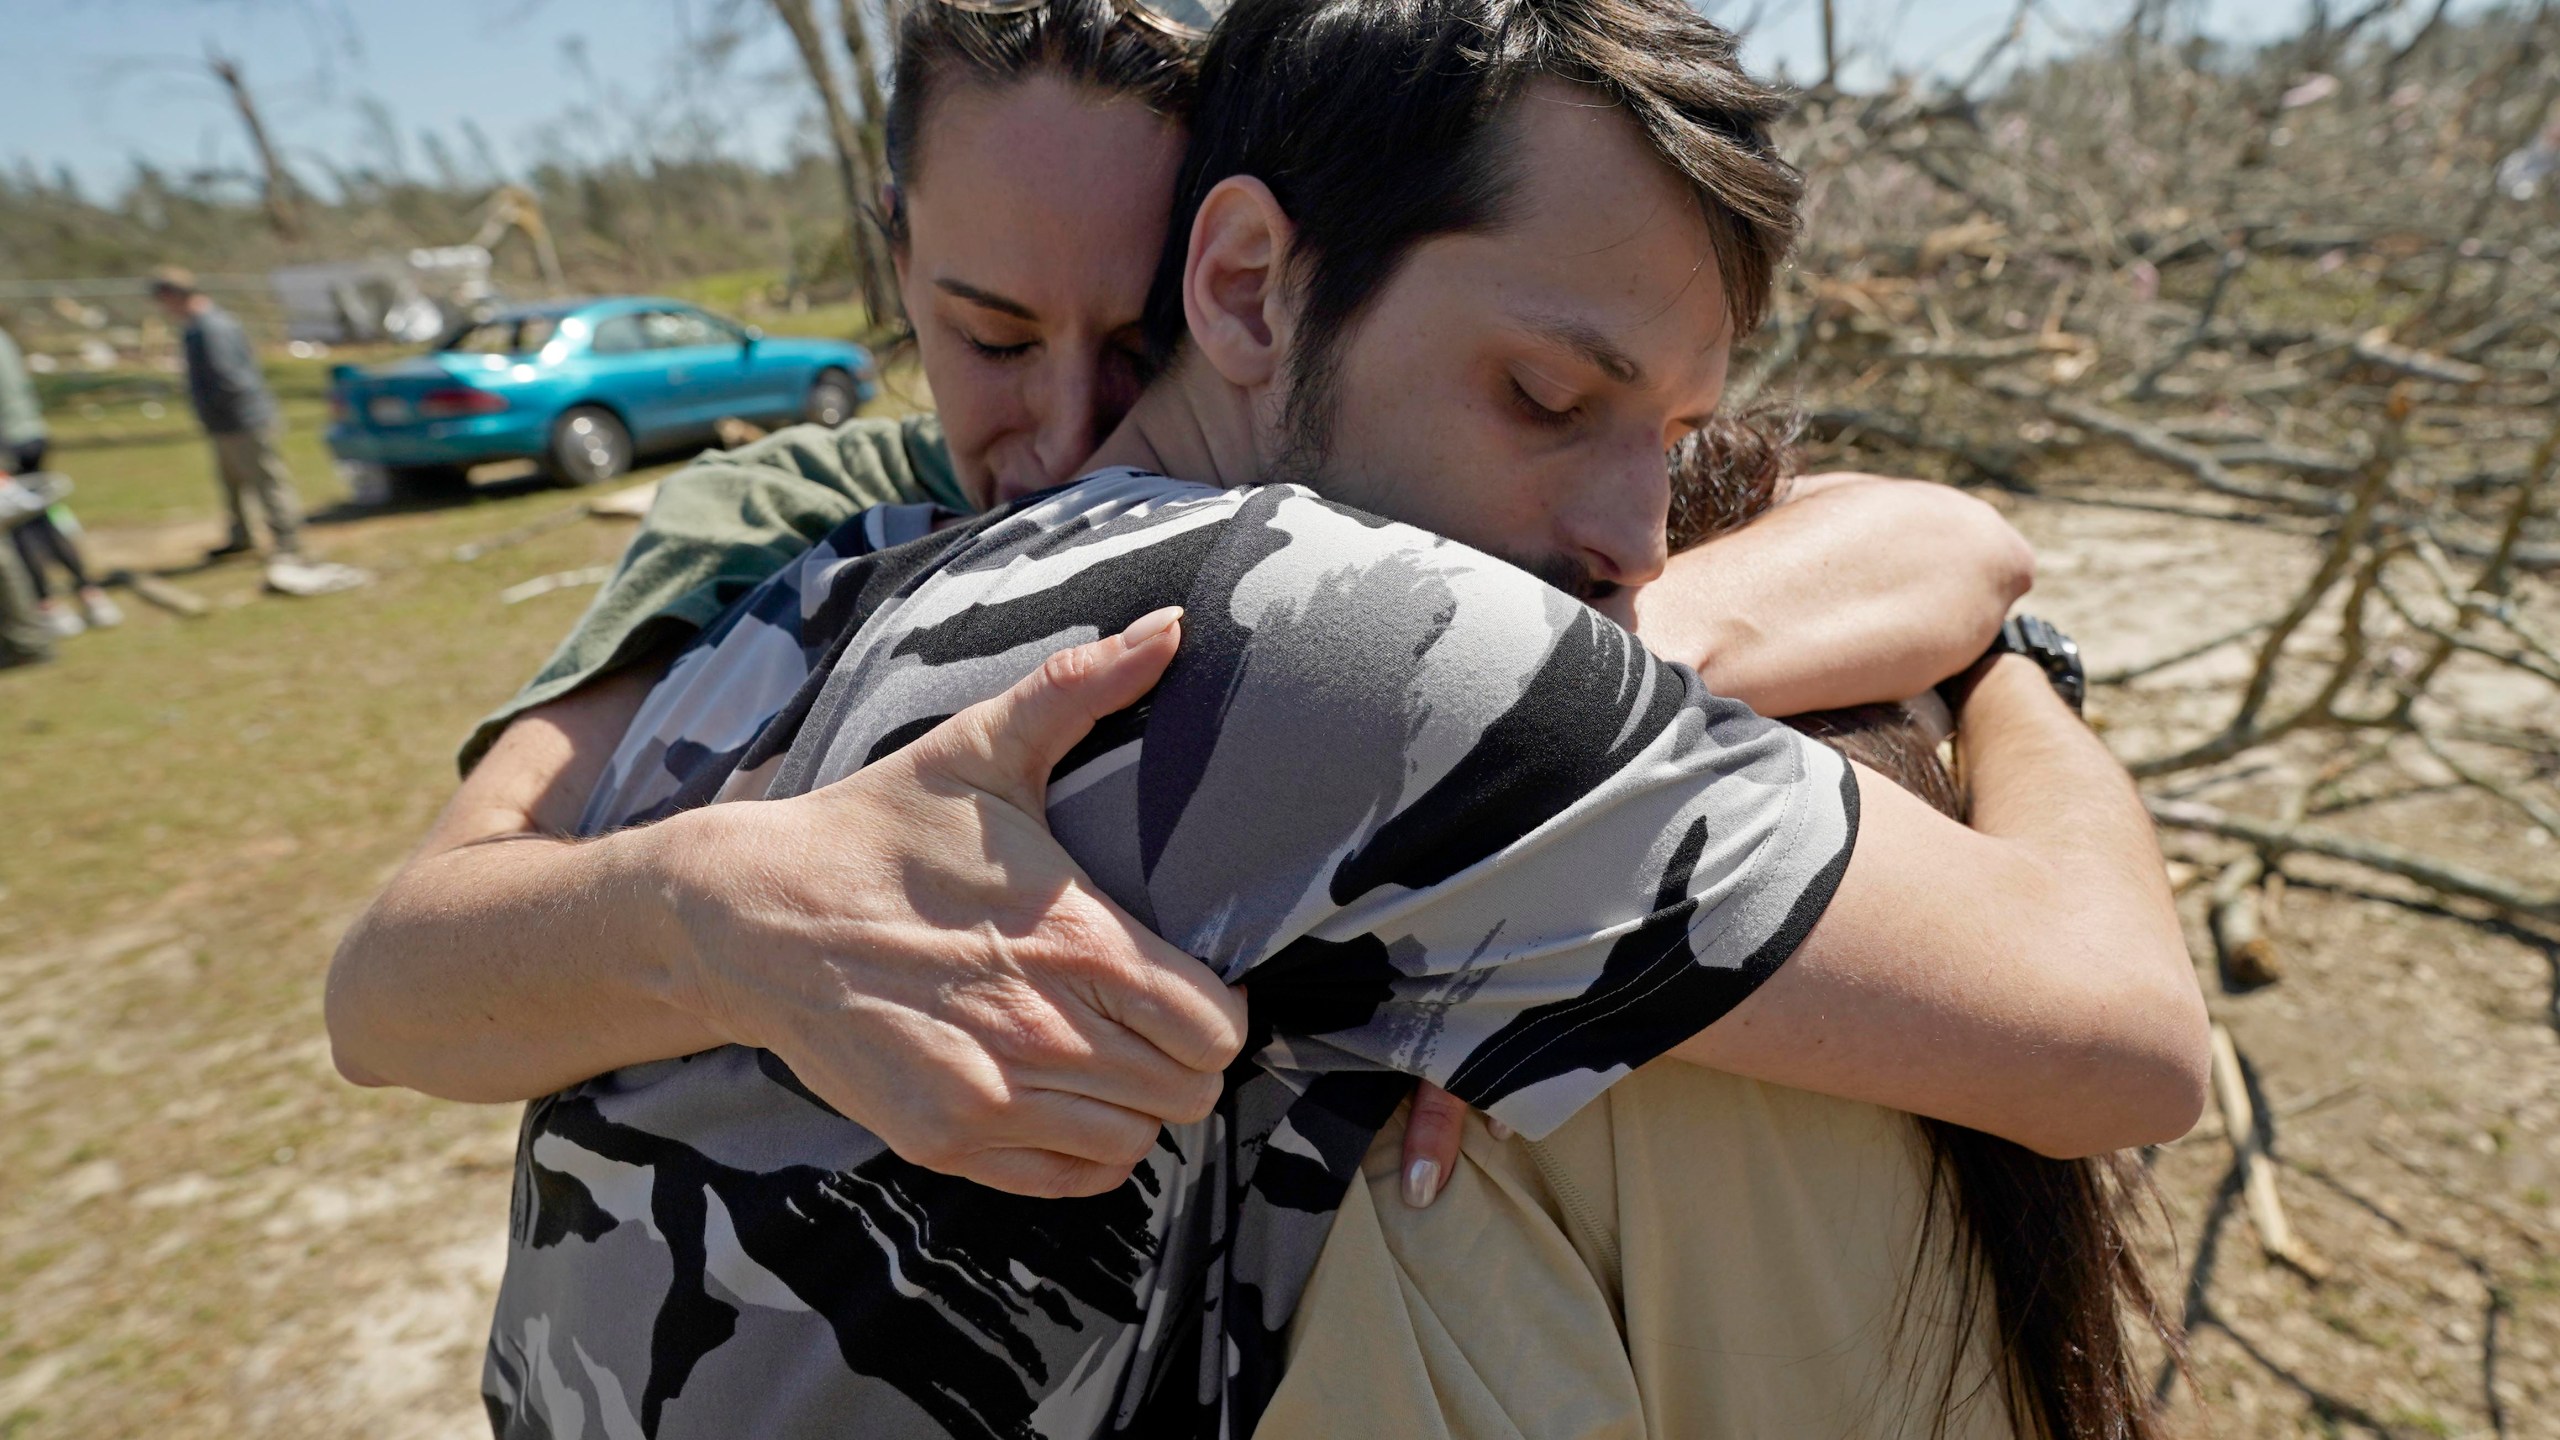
[324,297,878,493]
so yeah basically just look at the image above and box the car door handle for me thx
[667,369,690,384]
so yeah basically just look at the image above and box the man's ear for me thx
[1181,175,1296,390]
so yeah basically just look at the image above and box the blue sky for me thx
[0,0,2461,207]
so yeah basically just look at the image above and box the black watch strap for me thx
[1939,614,2086,716]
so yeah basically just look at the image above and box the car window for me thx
[639,309,725,350]
[589,315,647,355]
[441,321,513,355]
[442,316,558,355]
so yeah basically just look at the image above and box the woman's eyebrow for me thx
[935,277,1038,321]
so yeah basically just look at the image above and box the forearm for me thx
[1958,659,2166,891]
[1677,660,2208,1155]
[325,660,723,1101]
[1947,659,2208,1146]
[325,817,723,1100]
[1634,475,2032,715]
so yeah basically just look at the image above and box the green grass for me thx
[6,346,926,937]
[0,343,932,1436]
[1,315,937,1433]
[0,469,625,1433]
[0,468,631,937]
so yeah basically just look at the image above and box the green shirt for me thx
[458,413,968,773]
[0,328,47,450]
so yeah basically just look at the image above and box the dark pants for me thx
[8,439,94,600]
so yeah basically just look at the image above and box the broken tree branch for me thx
[2092,615,2277,685]
[2150,799,2560,922]
[2210,1024,2330,1281]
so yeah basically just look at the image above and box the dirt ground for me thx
[2018,492,2560,1440]
[0,439,2554,1436]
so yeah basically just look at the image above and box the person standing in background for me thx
[0,324,122,635]
[149,267,305,563]
[0,524,52,669]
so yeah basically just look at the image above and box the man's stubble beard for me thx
[1267,344,1620,608]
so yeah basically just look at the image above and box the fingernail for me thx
[1486,1116,1514,1141]
[1123,606,1183,647]
[1402,1157,1442,1209]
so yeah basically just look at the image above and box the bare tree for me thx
[1819,0,1839,91]
[206,49,304,242]
[836,0,894,187]
[768,0,899,325]
[1760,2,2560,942]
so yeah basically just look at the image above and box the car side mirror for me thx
[741,326,763,350]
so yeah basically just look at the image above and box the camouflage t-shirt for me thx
[456,414,966,774]
[484,469,1859,1440]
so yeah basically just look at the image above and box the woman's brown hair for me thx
[881,0,1201,251]
[1676,418,2188,1440]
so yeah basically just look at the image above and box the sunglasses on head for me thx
[933,0,1229,43]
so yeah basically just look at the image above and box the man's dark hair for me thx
[882,0,1198,250]
[1139,0,1802,414]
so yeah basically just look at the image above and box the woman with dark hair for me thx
[1267,434,2181,1440]
[327,1,2172,1435]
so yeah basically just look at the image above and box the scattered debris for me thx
[449,480,656,563]
[2279,73,2341,109]
[107,568,208,618]
[584,480,659,519]
[713,416,770,449]
[499,564,614,605]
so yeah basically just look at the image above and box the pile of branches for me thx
[1757,1,2560,948]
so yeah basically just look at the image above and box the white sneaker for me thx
[79,589,124,628]
[39,601,84,638]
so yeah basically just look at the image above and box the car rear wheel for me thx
[546,406,631,487]
[804,368,860,428]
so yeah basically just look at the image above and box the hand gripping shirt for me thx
[483,469,1859,1440]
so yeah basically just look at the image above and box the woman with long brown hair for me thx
[1267,423,2184,1440]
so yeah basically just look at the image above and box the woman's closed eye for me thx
[962,331,1038,362]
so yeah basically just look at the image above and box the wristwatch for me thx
[1939,614,2085,716]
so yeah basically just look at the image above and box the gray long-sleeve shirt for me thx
[180,304,278,435]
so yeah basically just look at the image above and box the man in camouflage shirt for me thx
[479,0,2205,1433]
